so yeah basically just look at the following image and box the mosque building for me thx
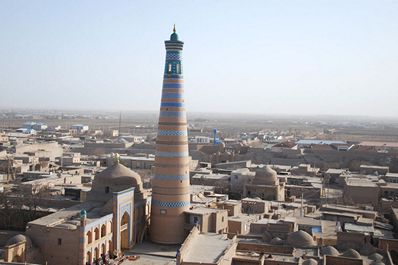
[3,155,148,264]
[150,26,191,244]
[244,165,285,201]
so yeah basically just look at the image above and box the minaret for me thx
[150,26,190,244]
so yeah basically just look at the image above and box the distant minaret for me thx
[150,26,190,244]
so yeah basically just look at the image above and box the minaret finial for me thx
[173,24,176,33]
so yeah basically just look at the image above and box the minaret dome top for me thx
[170,24,179,41]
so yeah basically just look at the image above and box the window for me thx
[58,238,62,245]
[222,216,225,222]
[176,63,180,74]
[168,63,172,73]
[160,209,167,215]
[105,186,110,193]
[87,231,92,244]
[101,224,106,237]
[94,228,100,240]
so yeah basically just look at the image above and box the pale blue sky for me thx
[0,0,397,117]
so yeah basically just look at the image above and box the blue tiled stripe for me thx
[160,111,186,117]
[156,151,189,157]
[152,200,190,208]
[158,130,187,136]
[154,175,189,181]
[161,102,184,107]
[162,93,183,99]
[163,83,183,88]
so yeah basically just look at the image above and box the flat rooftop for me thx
[28,201,104,228]
[183,233,232,263]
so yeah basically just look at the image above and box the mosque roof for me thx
[341,249,361,259]
[270,237,284,245]
[287,230,316,248]
[94,162,142,189]
[302,258,318,265]
[369,253,384,261]
[321,246,339,256]
[252,165,278,185]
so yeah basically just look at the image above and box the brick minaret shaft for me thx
[150,26,190,244]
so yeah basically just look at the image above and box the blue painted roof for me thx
[296,139,347,145]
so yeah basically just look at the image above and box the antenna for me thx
[118,111,122,137]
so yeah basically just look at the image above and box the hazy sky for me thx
[1,1,397,117]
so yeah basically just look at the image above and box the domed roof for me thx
[341,249,361,259]
[270,237,284,245]
[253,165,278,185]
[170,32,179,41]
[95,163,142,189]
[287,230,316,248]
[6,234,31,247]
[302,258,318,265]
[369,253,384,261]
[170,25,179,41]
[80,209,87,217]
[321,246,339,256]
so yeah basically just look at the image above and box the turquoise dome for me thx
[170,24,179,41]
[170,32,179,41]
[80,209,87,217]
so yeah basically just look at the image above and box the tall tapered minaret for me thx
[150,26,190,244]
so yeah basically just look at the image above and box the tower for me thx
[150,26,190,244]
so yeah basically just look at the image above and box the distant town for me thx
[0,106,398,265]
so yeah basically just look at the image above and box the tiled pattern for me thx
[152,200,190,208]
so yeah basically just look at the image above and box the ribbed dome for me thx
[287,230,316,248]
[302,258,318,265]
[94,163,142,189]
[369,253,384,261]
[321,246,339,256]
[341,249,361,259]
[6,234,31,247]
[253,165,277,185]
[88,163,143,202]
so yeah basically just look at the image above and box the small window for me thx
[105,186,110,193]
[168,63,172,73]
[222,216,225,222]
[58,238,62,245]
[176,64,180,74]
[160,209,167,215]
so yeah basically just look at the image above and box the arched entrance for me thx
[120,212,130,250]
